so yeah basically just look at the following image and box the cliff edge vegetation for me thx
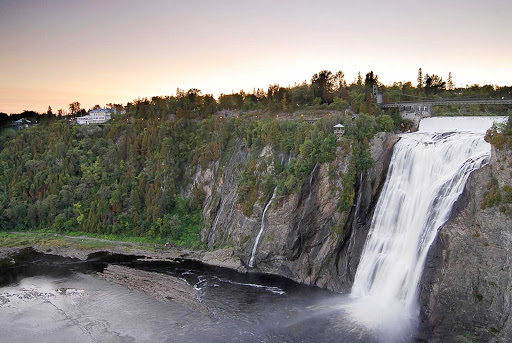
[0,108,394,254]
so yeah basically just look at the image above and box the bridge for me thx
[380,98,512,109]
[377,97,512,126]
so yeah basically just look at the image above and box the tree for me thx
[505,114,512,136]
[47,106,53,116]
[333,70,346,91]
[447,72,454,90]
[0,112,8,127]
[176,88,185,98]
[202,94,217,114]
[311,70,334,103]
[424,74,446,95]
[377,115,394,132]
[92,104,101,110]
[69,102,81,116]
[267,84,281,102]
[357,72,363,86]
[364,71,379,88]
[57,109,63,116]
[417,68,424,88]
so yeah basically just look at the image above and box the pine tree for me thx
[357,72,363,86]
[447,72,454,90]
[417,68,424,88]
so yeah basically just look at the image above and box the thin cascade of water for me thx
[297,163,319,233]
[211,196,229,234]
[346,127,491,337]
[342,172,364,278]
[207,195,229,248]
[225,192,238,223]
[249,188,277,268]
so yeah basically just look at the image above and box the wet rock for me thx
[199,132,399,291]
[420,146,512,342]
[100,264,211,315]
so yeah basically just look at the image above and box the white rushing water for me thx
[346,117,500,338]
[249,188,277,267]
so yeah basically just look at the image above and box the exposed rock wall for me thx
[193,133,398,291]
[420,146,512,342]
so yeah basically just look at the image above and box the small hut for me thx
[333,124,345,140]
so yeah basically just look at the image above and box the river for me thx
[0,248,379,343]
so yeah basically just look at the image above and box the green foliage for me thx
[0,93,391,248]
[329,97,349,110]
[473,288,484,302]
[236,118,342,214]
[377,115,394,132]
[338,170,355,212]
[481,176,501,209]
[484,117,512,149]
[502,185,512,203]
[424,74,446,95]
[485,130,507,150]
[153,197,203,248]
[354,146,373,171]
[0,118,218,248]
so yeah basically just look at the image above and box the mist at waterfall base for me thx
[0,117,505,343]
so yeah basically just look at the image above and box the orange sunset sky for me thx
[1,0,511,114]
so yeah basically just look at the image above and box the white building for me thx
[11,118,34,130]
[76,108,112,125]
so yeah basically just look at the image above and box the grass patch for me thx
[0,231,162,251]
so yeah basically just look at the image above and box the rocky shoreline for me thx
[100,264,212,315]
[0,241,247,319]
[0,237,244,271]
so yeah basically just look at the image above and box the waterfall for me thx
[249,188,277,268]
[346,118,495,337]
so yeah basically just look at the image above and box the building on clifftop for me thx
[76,108,112,125]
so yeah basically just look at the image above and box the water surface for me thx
[0,249,377,343]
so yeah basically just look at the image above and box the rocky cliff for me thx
[188,133,398,291]
[420,145,512,342]
[180,125,512,341]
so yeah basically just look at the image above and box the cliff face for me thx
[420,146,512,342]
[190,133,398,291]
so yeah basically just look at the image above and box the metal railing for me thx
[380,98,512,108]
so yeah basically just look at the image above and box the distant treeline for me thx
[2,69,511,125]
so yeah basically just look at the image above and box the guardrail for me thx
[380,99,512,108]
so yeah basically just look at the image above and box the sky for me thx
[1,0,511,114]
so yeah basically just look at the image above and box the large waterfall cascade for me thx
[346,117,505,335]
[249,188,277,267]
